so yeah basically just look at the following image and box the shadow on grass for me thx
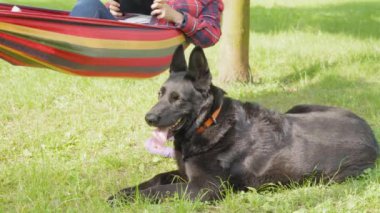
[238,75,380,121]
[280,60,338,85]
[251,1,380,39]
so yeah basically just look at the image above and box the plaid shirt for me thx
[164,0,224,48]
[106,0,223,47]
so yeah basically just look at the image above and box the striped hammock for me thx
[0,3,186,78]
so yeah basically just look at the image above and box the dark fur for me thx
[108,46,379,203]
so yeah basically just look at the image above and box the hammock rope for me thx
[0,3,186,78]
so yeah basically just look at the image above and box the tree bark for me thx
[217,0,251,83]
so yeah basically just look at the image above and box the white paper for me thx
[119,14,152,24]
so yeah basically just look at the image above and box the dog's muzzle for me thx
[145,113,160,126]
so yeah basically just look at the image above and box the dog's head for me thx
[145,46,216,137]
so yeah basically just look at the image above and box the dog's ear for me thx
[187,46,211,91]
[170,45,187,73]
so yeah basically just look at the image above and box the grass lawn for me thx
[1,0,379,212]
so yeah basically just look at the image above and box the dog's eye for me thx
[158,87,166,98]
[170,92,180,102]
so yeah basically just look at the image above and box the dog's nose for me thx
[145,113,160,126]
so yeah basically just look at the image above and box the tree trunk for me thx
[217,0,251,83]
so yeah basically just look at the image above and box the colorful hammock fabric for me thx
[0,3,186,78]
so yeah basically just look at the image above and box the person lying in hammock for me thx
[70,0,223,48]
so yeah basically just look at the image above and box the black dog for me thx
[108,46,379,203]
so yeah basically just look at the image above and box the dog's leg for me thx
[135,180,222,202]
[329,163,375,183]
[108,170,186,204]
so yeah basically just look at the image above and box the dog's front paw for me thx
[107,193,135,206]
[107,188,136,206]
[107,194,118,207]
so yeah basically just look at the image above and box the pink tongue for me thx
[144,128,174,158]
[152,128,169,142]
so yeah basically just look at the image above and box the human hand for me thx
[107,0,123,17]
[151,0,184,25]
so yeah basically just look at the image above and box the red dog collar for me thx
[196,106,222,134]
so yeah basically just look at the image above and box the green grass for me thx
[1,0,379,212]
